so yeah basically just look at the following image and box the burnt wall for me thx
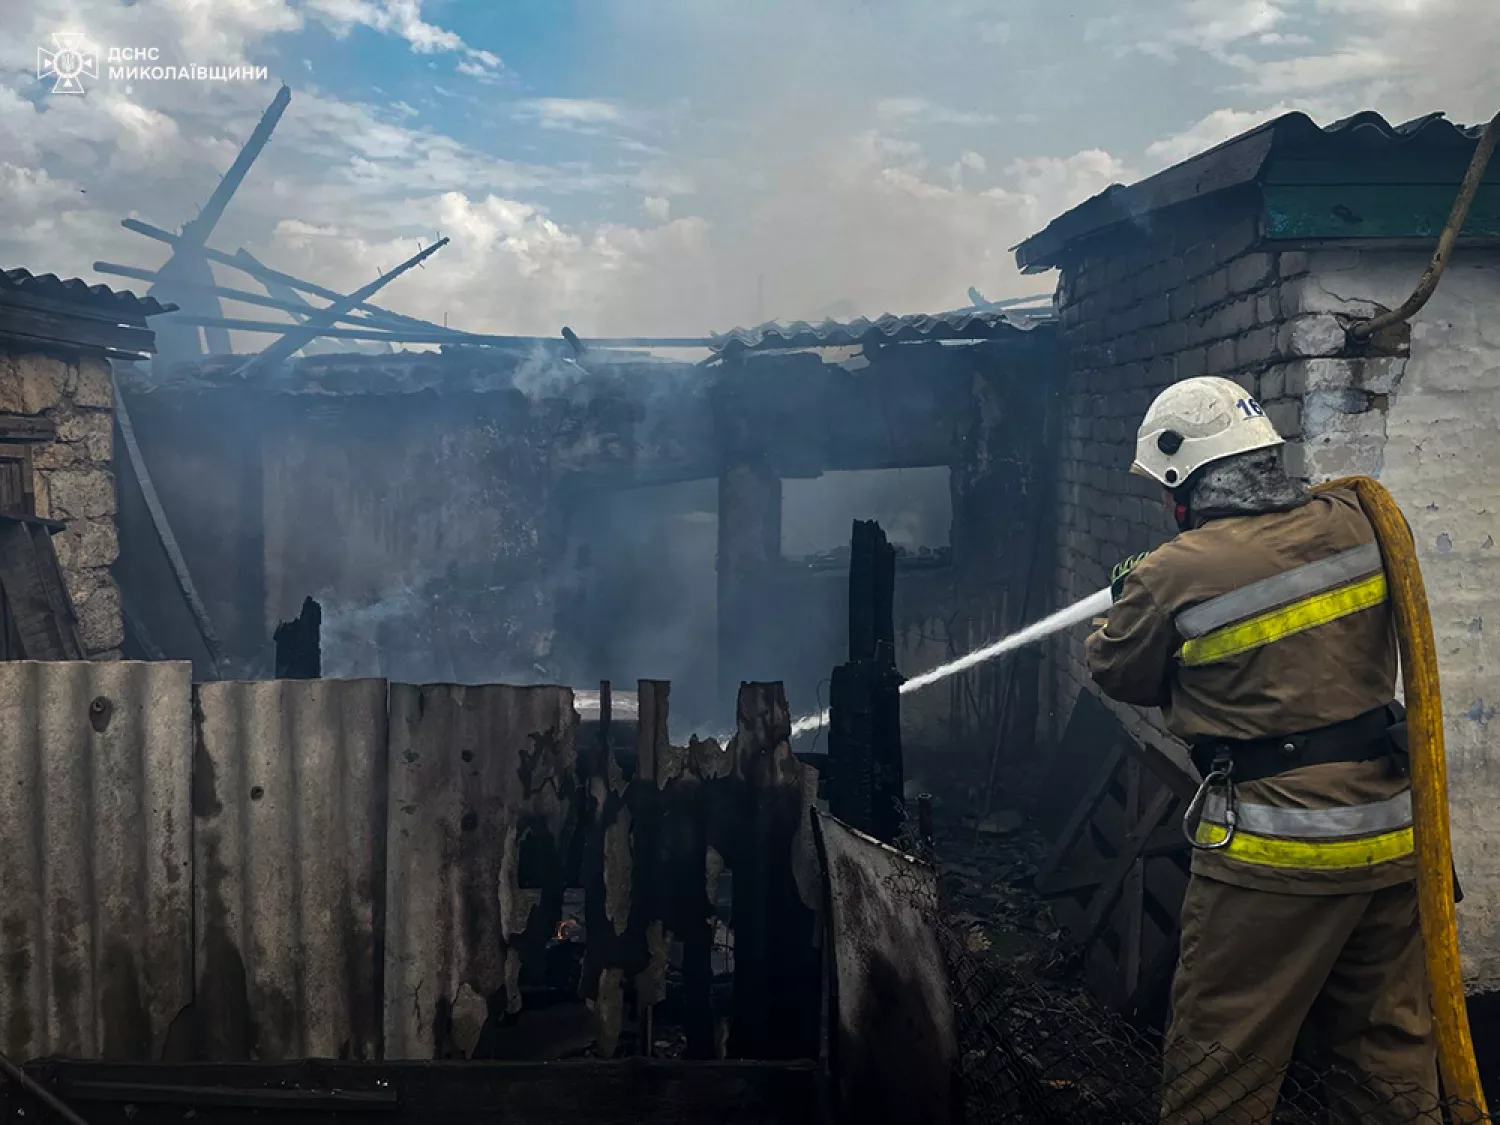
[719,337,1062,795]
[264,391,558,683]
[119,337,1062,769]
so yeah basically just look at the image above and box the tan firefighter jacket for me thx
[1086,486,1415,894]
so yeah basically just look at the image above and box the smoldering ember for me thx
[3,38,1500,1125]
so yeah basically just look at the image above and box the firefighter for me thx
[1087,376,1438,1124]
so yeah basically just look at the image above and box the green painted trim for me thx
[1263,155,1500,187]
[1262,183,1500,240]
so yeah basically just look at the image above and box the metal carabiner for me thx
[1182,758,1238,851]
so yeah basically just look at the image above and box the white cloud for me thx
[18,0,1492,347]
[303,0,504,76]
[875,98,999,127]
[513,98,624,128]
[1242,46,1393,93]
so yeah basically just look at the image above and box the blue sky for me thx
[2,0,1496,337]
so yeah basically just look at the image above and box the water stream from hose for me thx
[789,586,1114,738]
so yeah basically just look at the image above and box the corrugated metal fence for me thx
[0,664,818,1065]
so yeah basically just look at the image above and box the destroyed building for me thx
[115,310,1058,780]
[5,75,1500,1123]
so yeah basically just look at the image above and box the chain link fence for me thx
[887,815,1487,1124]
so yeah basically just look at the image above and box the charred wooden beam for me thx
[144,86,292,364]
[0,518,85,660]
[95,262,453,335]
[114,387,224,676]
[12,1059,826,1125]
[121,220,445,335]
[0,415,57,445]
[272,596,322,679]
[828,521,904,843]
[847,519,895,663]
[729,683,821,1062]
[232,239,450,378]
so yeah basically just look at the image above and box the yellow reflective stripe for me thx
[1179,572,1387,667]
[1195,822,1414,870]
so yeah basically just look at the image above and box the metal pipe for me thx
[0,1048,92,1125]
[1348,110,1500,341]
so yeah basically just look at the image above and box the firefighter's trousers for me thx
[1160,874,1438,1124]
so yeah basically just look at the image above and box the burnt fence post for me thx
[273,596,321,679]
[828,521,904,843]
[729,681,821,1061]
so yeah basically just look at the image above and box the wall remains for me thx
[1286,249,1500,985]
[0,347,123,656]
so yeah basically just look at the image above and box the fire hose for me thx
[1315,475,1488,1120]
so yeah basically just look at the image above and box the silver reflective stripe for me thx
[1201,789,1412,839]
[1175,542,1384,641]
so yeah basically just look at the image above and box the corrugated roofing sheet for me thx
[1015,110,1496,270]
[193,678,389,1061]
[383,683,580,1059]
[710,308,1053,356]
[0,660,193,1061]
[1,268,171,320]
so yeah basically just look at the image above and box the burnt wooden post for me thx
[729,681,821,1061]
[847,519,895,662]
[828,520,904,843]
[273,596,321,678]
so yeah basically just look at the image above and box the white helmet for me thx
[1131,376,1283,489]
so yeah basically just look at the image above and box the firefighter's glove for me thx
[1110,552,1150,603]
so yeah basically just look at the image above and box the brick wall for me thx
[0,347,123,657]
[1049,193,1330,746]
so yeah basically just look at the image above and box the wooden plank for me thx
[1036,827,1188,897]
[637,680,670,784]
[0,520,83,659]
[0,451,28,517]
[0,415,57,444]
[730,683,821,1062]
[1034,741,1127,893]
[16,1059,826,1125]
[29,524,85,656]
[0,302,156,356]
[1075,786,1178,949]
[1263,182,1500,240]
[1032,689,1133,834]
[634,680,671,1055]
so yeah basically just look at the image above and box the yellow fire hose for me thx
[1314,476,1489,1119]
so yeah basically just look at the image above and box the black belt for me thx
[1188,703,1464,903]
[1190,704,1402,785]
